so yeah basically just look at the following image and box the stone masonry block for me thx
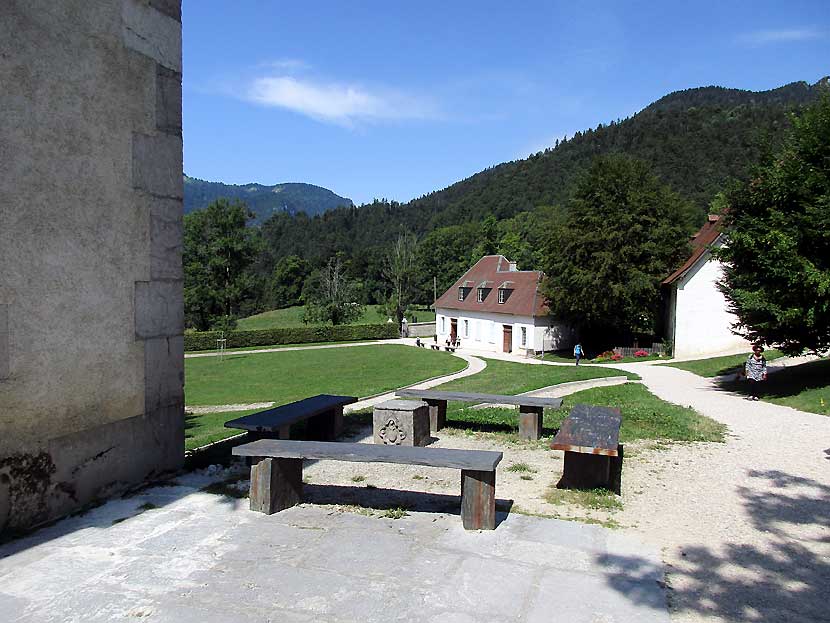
[150,197,183,280]
[144,335,184,412]
[132,133,183,199]
[0,304,8,379]
[149,0,182,22]
[156,65,182,135]
[373,399,430,447]
[122,0,182,72]
[135,280,183,339]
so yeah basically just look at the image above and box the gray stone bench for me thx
[224,394,358,442]
[550,404,623,494]
[233,439,504,530]
[396,389,563,440]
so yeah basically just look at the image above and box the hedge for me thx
[184,323,400,352]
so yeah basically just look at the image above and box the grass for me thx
[545,487,623,511]
[432,356,720,443]
[183,344,466,449]
[661,349,783,378]
[443,382,725,443]
[237,304,435,331]
[185,344,465,406]
[505,462,537,473]
[437,357,639,396]
[719,358,830,415]
[351,475,366,483]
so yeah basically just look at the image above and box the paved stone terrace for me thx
[0,468,669,622]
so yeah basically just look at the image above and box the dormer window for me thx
[458,288,465,301]
[475,280,493,303]
[497,280,514,304]
[477,289,484,303]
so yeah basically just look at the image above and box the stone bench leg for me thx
[518,405,543,440]
[249,457,303,514]
[306,406,344,441]
[558,451,612,491]
[425,399,447,432]
[609,444,623,495]
[460,469,496,530]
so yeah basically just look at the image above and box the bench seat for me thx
[233,439,503,530]
[396,389,563,440]
[550,404,623,494]
[224,394,357,441]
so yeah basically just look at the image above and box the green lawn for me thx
[431,358,722,443]
[660,349,783,377]
[237,304,435,331]
[185,344,465,406]
[436,357,639,395]
[184,344,466,449]
[543,351,668,365]
[186,340,371,354]
[719,358,830,415]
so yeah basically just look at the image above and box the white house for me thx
[434,255,574,354]
[663,215,751,358]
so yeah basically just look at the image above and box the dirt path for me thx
[608,361,830,623]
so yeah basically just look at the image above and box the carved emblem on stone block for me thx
[379,418,406,445]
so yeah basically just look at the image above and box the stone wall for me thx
[0,0,184,534]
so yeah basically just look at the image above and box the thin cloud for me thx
[738,28,822,45]
[258,58,310,71]
[246,75,439,126]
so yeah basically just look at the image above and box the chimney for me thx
[508,261,517,272]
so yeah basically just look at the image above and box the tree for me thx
[184,199,257,331]
[269,255,309,309]
[541,155,694,340]
[382,231,418,327]
[715,95,830,355]
[302,255,364,325]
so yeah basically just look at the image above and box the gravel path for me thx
[609,361,830,623]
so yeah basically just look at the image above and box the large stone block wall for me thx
[0,0,184,534]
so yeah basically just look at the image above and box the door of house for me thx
[503,325,512,353]
[450,319,457,343]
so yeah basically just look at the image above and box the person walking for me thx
[745,344,768,400]
[574,343,584,366]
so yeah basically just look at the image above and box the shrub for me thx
[634,350,650,358]
[610,353,623,361]
[183,323,399,352]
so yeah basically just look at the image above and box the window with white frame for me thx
[463,319,469,338]
[477,289,484,303]
[458,288,464,301]
[520,326,527,347]
[498,289,506,304]
[489,321,496,343]
[440,316,445,334]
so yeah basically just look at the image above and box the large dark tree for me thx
[184,199,257,331]
[541,155,694,339]
[715,95,830,355]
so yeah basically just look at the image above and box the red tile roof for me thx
[663,215,722,285]
[434,255,549,317]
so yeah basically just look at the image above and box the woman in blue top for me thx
[574,343,584,366]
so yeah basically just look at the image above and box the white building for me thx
[663,215,751,358]
[434,255,574,354]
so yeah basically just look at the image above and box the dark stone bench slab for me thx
[396,389,563,440]
[550,404,623,494]
[224,394,358,442]
[233,439,503,530]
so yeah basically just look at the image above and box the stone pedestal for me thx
[373,399,430,447]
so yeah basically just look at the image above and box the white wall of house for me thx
[669,249,751,358]
[435,308,574,353]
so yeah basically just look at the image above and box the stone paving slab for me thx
[0,470,669,622]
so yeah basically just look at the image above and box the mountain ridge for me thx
[183,176,353,224]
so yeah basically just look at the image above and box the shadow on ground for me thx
[596,469,830,621]
[715,358,829,404]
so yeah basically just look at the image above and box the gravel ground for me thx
[290,359,828,623]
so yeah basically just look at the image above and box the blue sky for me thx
[182,0,829,205]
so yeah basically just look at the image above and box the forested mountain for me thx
[187,77,828,325]
[183,176,353,224]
